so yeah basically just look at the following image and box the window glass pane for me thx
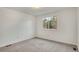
[43,16,57,29]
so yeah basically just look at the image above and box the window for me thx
[43,16,57,29]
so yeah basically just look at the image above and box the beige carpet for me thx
[0,38,77,52]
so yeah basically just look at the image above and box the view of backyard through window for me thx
[43,16,57,29]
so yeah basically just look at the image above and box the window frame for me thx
[43,16,57,30]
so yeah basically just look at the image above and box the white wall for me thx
[36,8,77,45]
[0,8,35,47]
[77,8,79,50]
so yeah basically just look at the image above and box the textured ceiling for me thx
[6,7,69,16]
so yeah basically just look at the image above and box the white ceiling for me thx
[6,7,68,16]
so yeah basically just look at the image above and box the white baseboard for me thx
[35,37,77,47]
[0,36,34,48]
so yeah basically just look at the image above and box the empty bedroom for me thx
[0,7,79,52]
